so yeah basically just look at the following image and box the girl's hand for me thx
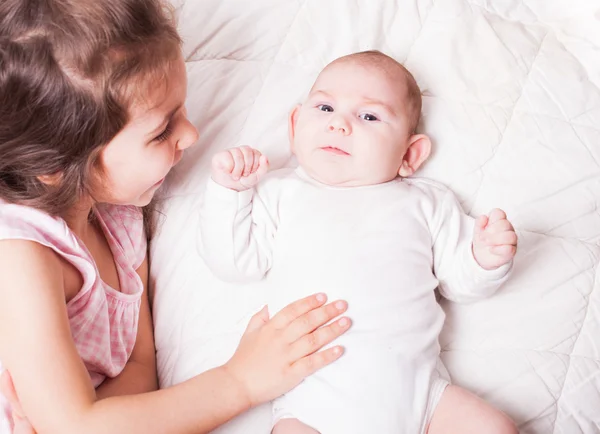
[211,146,269,192]
[0,370,37,434]
[224,293,350,407]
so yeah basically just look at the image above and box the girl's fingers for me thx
[290,346,345,378]
[269,293,328,330]
[244,305,270,333]
[0,370,24,418]
[290,316,351,360]
[284,300,348,343]
[12,415,36,434]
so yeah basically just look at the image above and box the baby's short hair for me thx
[329,50,422,134]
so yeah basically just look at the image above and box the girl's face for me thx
[96,55,198,207]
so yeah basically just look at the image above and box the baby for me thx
[199,51,518,434]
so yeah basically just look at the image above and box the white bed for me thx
[151,1,600,432]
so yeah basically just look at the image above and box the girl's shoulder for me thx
[0,201,147,271]
[0,201,70,294]
[0,200,74,248]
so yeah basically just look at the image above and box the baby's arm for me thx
[432,190,517,302]
[199,146,276,282]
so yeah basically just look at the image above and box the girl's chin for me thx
[134,183,164,207]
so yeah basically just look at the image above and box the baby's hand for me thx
[472,209,518,270]
[211,146,269,191]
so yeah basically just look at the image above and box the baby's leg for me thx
[427,385,517,434]
[272,418,320,434]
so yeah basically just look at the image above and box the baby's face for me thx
[290,61,414,187]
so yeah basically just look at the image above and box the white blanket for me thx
[152,1,600,432]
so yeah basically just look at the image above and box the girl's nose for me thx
[176,116,199,151]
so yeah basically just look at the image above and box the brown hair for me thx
[328,50,422,134]
[0,0,182,238]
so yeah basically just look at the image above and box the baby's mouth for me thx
[321,146,350,156]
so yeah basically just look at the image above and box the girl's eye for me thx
[317,104,334,112]
[360,113,379,122]
[153,124,173,142]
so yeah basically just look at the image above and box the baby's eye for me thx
[317,104,334,112]
[360,113,379,122]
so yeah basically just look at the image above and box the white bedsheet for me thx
[152,1,600,432]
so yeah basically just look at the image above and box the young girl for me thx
[0,0,350,433]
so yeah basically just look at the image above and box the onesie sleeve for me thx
[431,189,512,303]
[198,177,278,283]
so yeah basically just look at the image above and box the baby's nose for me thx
[327,116,351,134]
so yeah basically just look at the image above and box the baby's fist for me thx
[472,209,518,270]
[211,146,269,191]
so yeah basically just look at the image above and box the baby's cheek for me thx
[292,137,312,157]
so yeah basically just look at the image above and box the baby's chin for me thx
[302,162,387,188]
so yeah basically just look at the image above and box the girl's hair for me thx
[0,0,182,238]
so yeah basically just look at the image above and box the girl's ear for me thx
[37,173,62,186]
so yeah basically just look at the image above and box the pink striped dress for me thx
[0,201,147,431]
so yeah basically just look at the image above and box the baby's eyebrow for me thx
[309,90,332,99]
[362,97,397,116]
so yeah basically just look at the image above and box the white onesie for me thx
[199,167,511,434]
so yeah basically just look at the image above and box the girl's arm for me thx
[96,257,158,399]
[0,240,349,434]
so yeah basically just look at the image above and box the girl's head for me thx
[0,0,198,218]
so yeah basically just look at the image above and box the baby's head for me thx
[289,51,431,187]
[0,0,198,218]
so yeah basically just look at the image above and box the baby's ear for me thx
[288,104,301,153]
[398,134,431,177]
